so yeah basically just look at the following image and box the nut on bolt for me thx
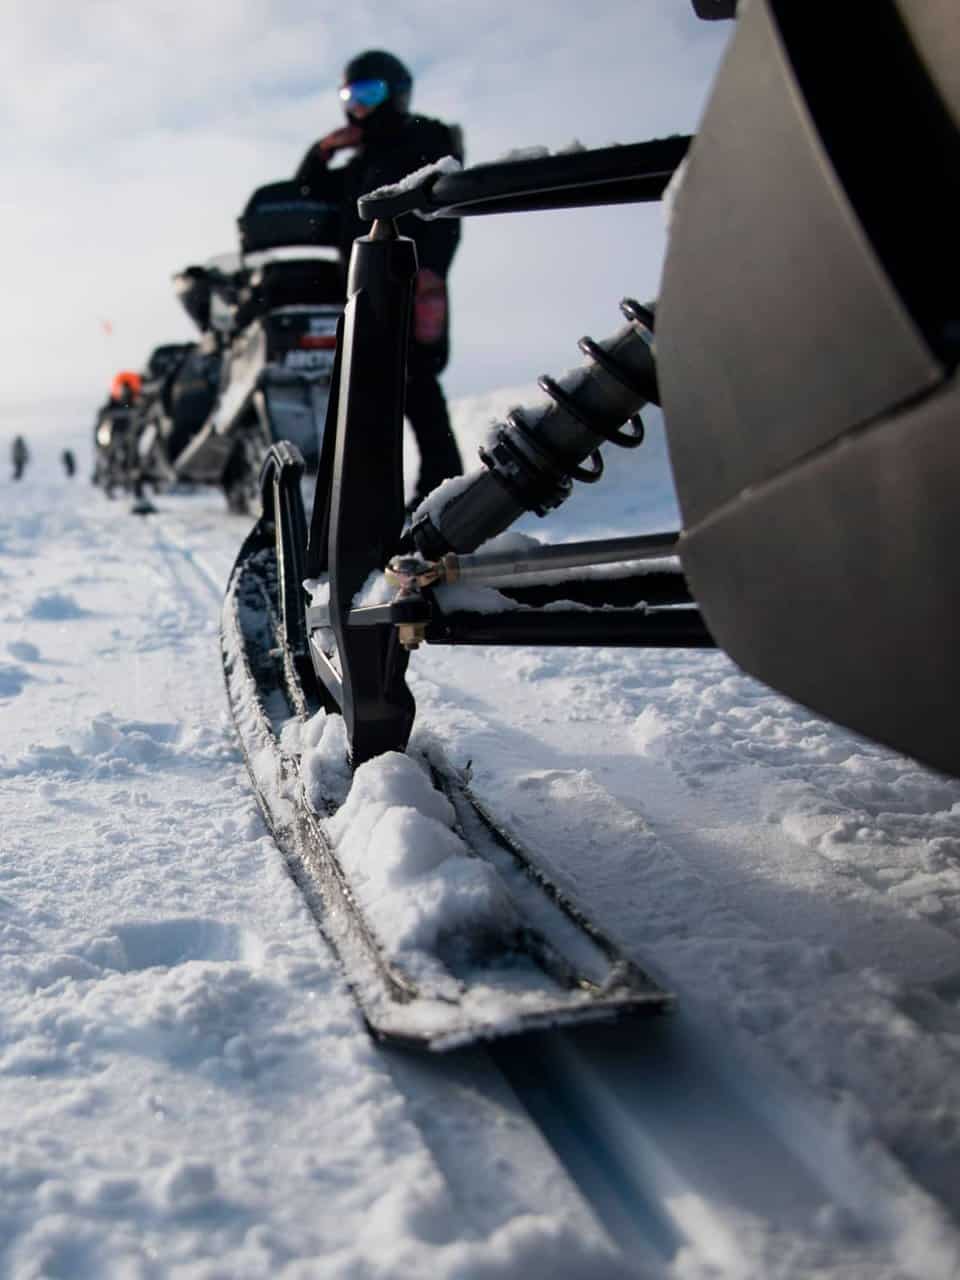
[386,554,448,591]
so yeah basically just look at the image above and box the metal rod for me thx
[357,138,692,222]
[496,571,694,609]
[451,533,680,586]
[425,607,715,649]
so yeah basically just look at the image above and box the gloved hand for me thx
[307,124,364,166]
[413,269,448,344]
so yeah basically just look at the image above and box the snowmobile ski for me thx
[222,519,671,1052]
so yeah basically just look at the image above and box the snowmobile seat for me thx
[656,0,960,776]
[238,179,341,256]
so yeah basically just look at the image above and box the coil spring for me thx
[534,297,653,487]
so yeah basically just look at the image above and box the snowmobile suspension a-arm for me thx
[301,143,719,766]
[380,535,713,649]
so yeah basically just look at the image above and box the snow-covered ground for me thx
[1,396,959,1279]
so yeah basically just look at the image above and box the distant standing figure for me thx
[61,449,77,477]
[11,436,29,481]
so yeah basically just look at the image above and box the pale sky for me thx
[0,1,731,414]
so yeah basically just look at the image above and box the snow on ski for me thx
[222,525,670,1050]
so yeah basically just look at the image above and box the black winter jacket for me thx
[295,112,462,277]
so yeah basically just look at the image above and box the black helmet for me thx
[341,50,413,119]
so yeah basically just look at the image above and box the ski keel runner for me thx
[222,518,669,1051]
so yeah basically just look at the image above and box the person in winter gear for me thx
[92,372,142,490]
[61,449,76,477]
[11,435,29,481]
[295,50,464,507]
[93,371,141,457]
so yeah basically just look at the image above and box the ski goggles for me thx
[339,78,391,110]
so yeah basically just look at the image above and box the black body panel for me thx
[680,376,960,772]
[657,0,960,774]
[168,347,221,457]
[657,0,942,528]
[174,268,214,333]
[234,260,343,330]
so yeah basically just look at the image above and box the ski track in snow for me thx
[0,401,958,1277]
[0,419,626,1280]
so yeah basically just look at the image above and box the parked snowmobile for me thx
[92,372,142,496]
[123,340,203,493]
[223,0,959,1049]
[131,332,220,491]
[157,178,344,514]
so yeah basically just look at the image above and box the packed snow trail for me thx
[0,400,958,1277]
[0,413,623,1278]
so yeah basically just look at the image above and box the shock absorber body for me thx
[408,300,659,559]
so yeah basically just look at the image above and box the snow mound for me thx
[353,570,394,609]
[25,590,90,621]
[298,710,353,811]
[2,712,235,779]
[8,639,41,661]
[0,662,32,698]
[326,752,520,966]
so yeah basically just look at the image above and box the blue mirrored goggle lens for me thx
[339,79,390,109]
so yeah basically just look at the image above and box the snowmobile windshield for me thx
[339,78,390,111]
[204,251,242,276]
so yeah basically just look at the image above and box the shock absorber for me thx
[408,299,659,559]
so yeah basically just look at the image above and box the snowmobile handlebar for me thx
[357,137,691,223]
